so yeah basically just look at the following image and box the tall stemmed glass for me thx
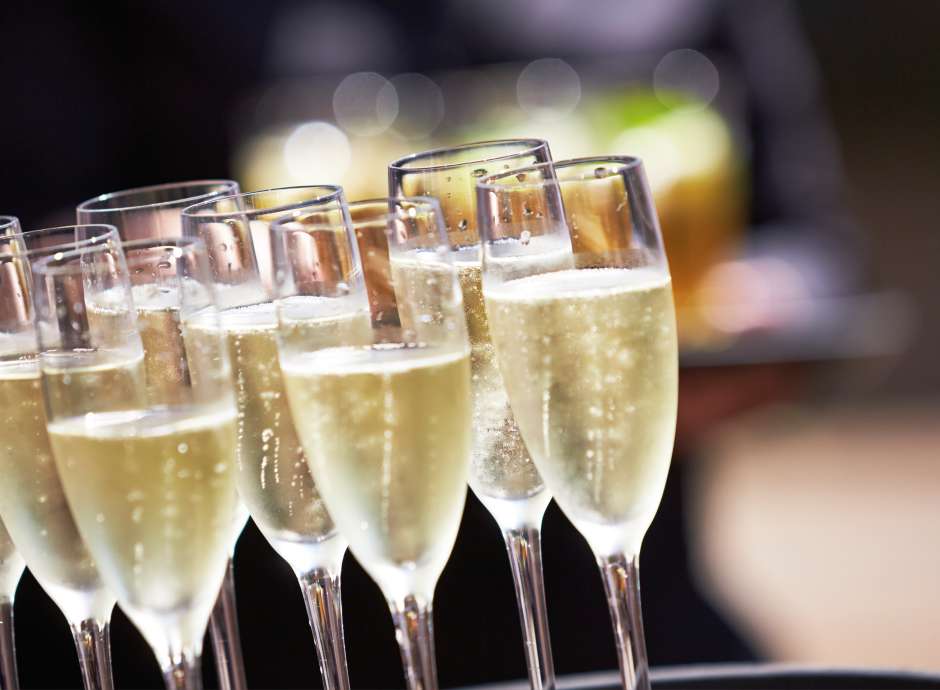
[389,140,556,690]
[0,224,120,690]
[271,196,472,690]
[477,158,678,690]
[181,187,353,690]
[0,216,25,690]
[77,181,248,690]
[32,236,240,690]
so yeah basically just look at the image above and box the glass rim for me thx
[347,196,449,246]
[269,195,444,235]
[0,215,20,232]
[388,138,550,174]
[180,184,344,224]
[476,156,644,192]
[76,179,239,214]
[29,226,129,278]
[120,235,207,269]
[347,195,443,219]
[0,224,119,261]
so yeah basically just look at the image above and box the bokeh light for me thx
[516,58,581,121]
[283,121,351,182]
[653,48,720,108]
[333,72,399,136]
[389,73,445,140]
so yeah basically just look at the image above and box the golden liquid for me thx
[199,302,370,552]
[47,404,237,649]
[134,297,248,550]
[0,359,112,619]
[0,518,23,599]
[137,304,190,406]
[42,350,146,419]
[390,245,569,507]
[282,344,471,600]
[485,268,678,556]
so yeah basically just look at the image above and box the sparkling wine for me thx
[47,403,238,650]
[390,248,543,508]
[0,358,112,620]
[485,267,678,555]
[0,518,22,598]
[282,344,471,599]
[195,301,371,557]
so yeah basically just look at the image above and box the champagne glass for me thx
[0,216,25,690]
[77,181,248,690]
[32,236,240,690]
[180,186,353,690]
[389,140,556,690]
[476,157,678,690]
[271,197,472,690]
[0,224,120,690]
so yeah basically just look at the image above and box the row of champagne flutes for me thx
[0,139,677,690]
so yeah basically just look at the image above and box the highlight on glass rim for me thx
[0,2,933,690]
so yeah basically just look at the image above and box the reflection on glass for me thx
[477,158,678,690]
[390,140,557,690]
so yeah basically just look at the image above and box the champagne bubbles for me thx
[283,121,352,182]
[653,49,720,109]
[333,72,399,136]
[516,58,581,121]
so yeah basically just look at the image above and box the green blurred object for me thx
[587,89,748,344]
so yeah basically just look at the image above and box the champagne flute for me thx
[180,186,353,690]
[476,158,678,690]
[0,224,120,690]
[271,197,472,690]
[77,181,248,690]
[0,215,24,690]
[32,236,240,690]
[389,140,556,690]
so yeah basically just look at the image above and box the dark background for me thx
[0,1,937,688]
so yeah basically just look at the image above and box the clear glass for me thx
[476,157,679,690]
[0,218,23,690]
[31,236,240,690]
[181,186,353,690]
[270,197,472,690]
[389,140,556,690]
[77,180,248,690]
[0,223,120,690]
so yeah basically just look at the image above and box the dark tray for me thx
[467,666,940,690]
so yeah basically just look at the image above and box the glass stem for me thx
[598,553,649,690]
[0,599,17,690]
[208,558,248,690]
[503,526,555,690]
[71,618,113,690]
[390,595,438,690]
[162,649,202,690]
[297,566,349,690]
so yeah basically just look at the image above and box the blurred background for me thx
[1,0,938,687]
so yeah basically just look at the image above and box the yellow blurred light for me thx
[283,121,352,183]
